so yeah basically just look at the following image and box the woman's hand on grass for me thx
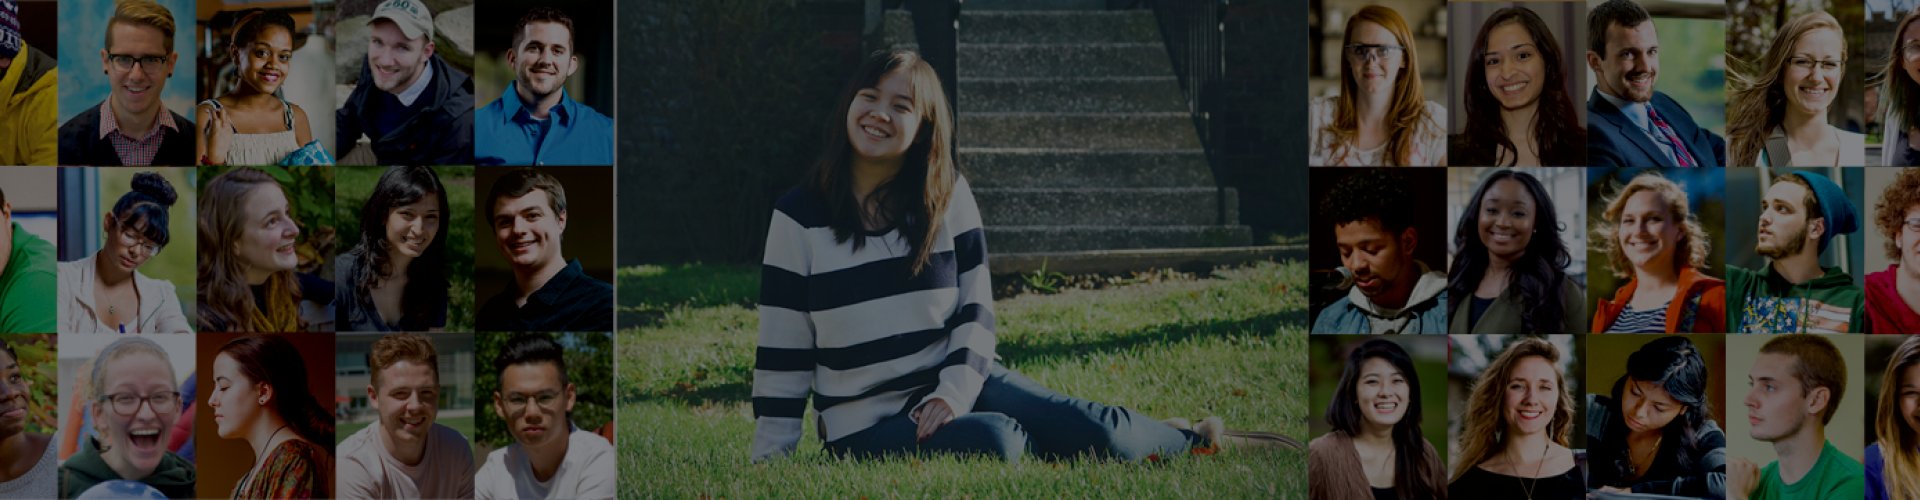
[914,398,954,442]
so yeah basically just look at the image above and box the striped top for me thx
[1607,303,1668,333]
[750,176,996,462]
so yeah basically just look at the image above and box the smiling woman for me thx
[58,336,195,498]
[1450,5,1587,167]
[1727,10,1865,167]
[197,166,336,333]
[1449,336,1582,500]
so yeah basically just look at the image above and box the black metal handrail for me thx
[1149,0,1229,225]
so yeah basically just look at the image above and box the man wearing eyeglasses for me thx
[1584,0,1725,167]
[336,0,475,165]
[477,333,613,500]
[56,0,193,166]
[1863,169,1920,333]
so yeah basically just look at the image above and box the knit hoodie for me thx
[1726,264,1865,334]
[1864,264,1920,334]
[1311,262,1448,334]
[58,436,195,498]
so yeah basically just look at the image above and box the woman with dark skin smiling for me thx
[1448,169,1585,333]
[0,337,54,497]
[1587,336,1727,498]
[197,9,320,166]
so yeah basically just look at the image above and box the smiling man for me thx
[57,0,193,166]
[1864,169,1920,333]
[1585,0,1725,167]
[1311,170,1446,334]
[1726,171,1864,333]
[336,0,474,165]
[337,333,476,498]
[1728,334,1863,500]
[477,333,614,500]
[474,7,612,166]
[476,168,612,331]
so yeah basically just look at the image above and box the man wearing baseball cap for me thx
[337,0,474,165]
[1726,171,1866,333]
[0,0,54,166]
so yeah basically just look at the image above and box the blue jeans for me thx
[825,362,1205,463]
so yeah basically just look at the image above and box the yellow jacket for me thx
[0,44,55,166]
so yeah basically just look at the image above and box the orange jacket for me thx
[1591,267,1727,333]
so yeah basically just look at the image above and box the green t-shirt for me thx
[1752,440,1864,500]
[0,222,53,333]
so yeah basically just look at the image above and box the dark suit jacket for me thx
[1586,88,1725,167]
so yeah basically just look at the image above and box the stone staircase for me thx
[886,1,1250,266]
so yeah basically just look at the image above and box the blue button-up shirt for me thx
[475,82,614,166]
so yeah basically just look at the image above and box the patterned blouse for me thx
[233,439,332,499]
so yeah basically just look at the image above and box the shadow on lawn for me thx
[620,311,1299,408]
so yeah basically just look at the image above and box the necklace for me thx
[1625,434,1663,479]
[1506,439,1550,500]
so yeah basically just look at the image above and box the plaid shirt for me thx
[96,101,178,166]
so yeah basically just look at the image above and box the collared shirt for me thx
[97,100,178,166]
[475,81,614,166]
[395,61,433,107]
[1596,88,1683,165]
[476,259,613,331]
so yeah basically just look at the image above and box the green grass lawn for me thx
[616,260,1309,497]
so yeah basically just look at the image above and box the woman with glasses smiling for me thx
[1309,6,1447,166]
[1878,10,1920,166]
[1727,11,1864,166]
[59,172,191,333]
[59,336,195,498]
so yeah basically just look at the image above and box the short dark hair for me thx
[1321,170,1414,234]
[488,168,568,218]
[1588,0,1652,58]
[511,7,576,53]
[494,333,567,387]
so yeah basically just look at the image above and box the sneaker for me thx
[1195,416,1301,450]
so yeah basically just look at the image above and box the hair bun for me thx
[131,172,178,206]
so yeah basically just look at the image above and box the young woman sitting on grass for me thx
[750,49,1290,464]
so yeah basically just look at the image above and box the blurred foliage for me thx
[475,332,614,448]
[6,335,54,435]
[334,167,477,331]
[199,166,337,278]
[621,0,851,264]
[1652,18,1729,136]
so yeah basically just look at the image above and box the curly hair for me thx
[1727,12,1845,166]
[1592,171,1711,279]
[1459,7,1588,166]
[1875,168,1920,260]
[1321,169,1415,233]
[1448,170,1574,333]
[1451,337,1575,482]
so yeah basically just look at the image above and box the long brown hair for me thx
[1876,335,1920,499]
[197,167,303,332]
[1460,7,1587,166]
[1879,11,1920,144]
[805,50,955,276]
[1727,11,1845,166]
[1322,6,1429,166]
[1451,337,1575,482]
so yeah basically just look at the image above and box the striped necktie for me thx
[1647,107,1696,167]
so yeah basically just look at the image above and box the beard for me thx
[1756,224,1809,259]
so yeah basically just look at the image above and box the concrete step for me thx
[961,148,1213,188]
[986,224,1254,253]
[966,0,1118,10]
[960,76,1186,113]
[959,43,1170,78]
[960,10,1159,44]
[960,112,1199,149]
[989,245,1305,276]
[974,187,1237,226]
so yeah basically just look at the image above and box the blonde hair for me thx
[1592,171,1711,279]
[1875,336,1920,499]
[1727,11,1845,166]
[106,0,177,53]
[1322,6,1429,166]
[1451,337,1575,482]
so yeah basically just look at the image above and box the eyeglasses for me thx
[100,391,181,416]
[1903,43,1920,62]
[1788,56,1843,73]
[106,54,168,75]
[1904,218,1920,234]
[502,390,562,414]
[1344,44,1404,64]
[116,221,160,257]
